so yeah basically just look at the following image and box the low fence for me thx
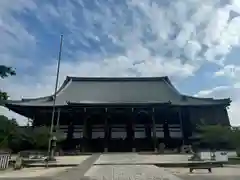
[0,153,10,169]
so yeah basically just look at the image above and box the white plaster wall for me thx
[134,131,146,138]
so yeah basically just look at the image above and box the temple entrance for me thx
[91,139,104,152]
[59,106,190,153]
[135,111,154,152]
[108,111,132,152]
[108,138,130,152]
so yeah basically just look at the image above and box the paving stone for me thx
[3,154,240,180]
[94,154,190,165]
[84,165,183,180]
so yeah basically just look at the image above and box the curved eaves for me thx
[183,95,231,106]
[15,76,71,103]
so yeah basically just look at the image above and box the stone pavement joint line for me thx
[52,154,101,180]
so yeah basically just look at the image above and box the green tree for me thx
[229,127,240,156]
[0,115,66,152]
[198,125,232,150]
[31,126,65,150]
[0,65,16,100]
[0,115,19,149]
[31,126,50,150]
[8,126,36,152]
[0,116,35,152]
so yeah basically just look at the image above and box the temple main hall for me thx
[3,76,231,152]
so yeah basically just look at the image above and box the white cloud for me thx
[0,0,36,72]
[215,64,240,79]
[196,86,231,97]
[213,64,240,125]
[230,0,240,14]
[1,0,240,125]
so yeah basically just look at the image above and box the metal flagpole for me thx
[47,34,64,161]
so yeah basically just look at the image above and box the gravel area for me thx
[0,154,100,180]
[0,167,71,179]
[177,175,240,180]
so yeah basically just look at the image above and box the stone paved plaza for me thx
[85,165,182,180]
[84,165,240,180]
[1,154,240,180]
[94,153,191,165]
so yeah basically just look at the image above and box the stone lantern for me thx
[49,135,57,161]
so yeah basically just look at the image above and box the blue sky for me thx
[0,0,240,125]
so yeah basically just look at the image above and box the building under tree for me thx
[2,76,231,152]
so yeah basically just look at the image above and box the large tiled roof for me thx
[3,76,231,107]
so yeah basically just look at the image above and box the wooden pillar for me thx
[82,108,88,152]
[131,108,136,152]
[178,107,185,145]
[125,109,134,152]
[152,108,157,152]
[66,118,74,149]
[104,108,110,152]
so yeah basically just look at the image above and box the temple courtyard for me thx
[1,153,240,180]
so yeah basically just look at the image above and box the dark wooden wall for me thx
[188,106,230,127]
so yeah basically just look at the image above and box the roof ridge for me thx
[68,76,169,81]
[186,95,231,101]
[162,77,181,95]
